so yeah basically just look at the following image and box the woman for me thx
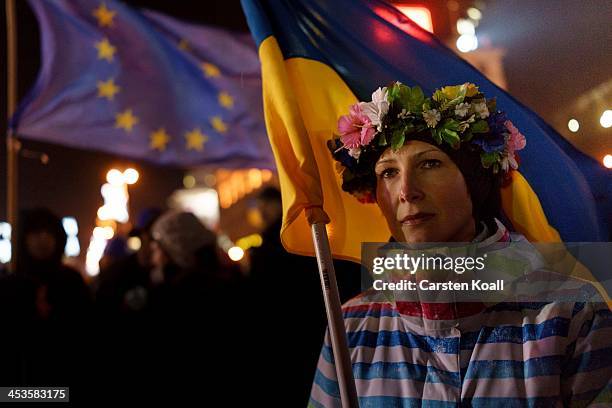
[309,82,611,407]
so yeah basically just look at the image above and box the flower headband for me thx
[327,82,526,203]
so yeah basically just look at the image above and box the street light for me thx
[599,110,612,128]
[457,34,478,52]
[228,246,244,261]
[567,118,580,133]
[467,7,482,21]
[106,168,124,185]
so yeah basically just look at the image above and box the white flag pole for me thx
[311,222,359,407]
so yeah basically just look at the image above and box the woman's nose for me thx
[399,174,425,202]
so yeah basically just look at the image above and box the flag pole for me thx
[5,0,19,273]
[311,223,359,407]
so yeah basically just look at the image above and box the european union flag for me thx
[12,0,275,169]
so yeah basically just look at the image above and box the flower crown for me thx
[328,82,526,203]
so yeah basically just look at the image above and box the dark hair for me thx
[16,207,68,273]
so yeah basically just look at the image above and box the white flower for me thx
[473,101,489,119]
[423,109,441,128]
[397,108,410,119]
[455,102,470,118]
[361,87,389,131]
[500,156,510,172]
[458,114,476,131]
[348,147,362,160]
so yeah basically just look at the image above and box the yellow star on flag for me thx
[210,116,228,134]
[95,38,116,62]
[150,128,171,151]
[115,109,139,132]
[185,128,208,151]
[97,78,120,100]
[200,62,220,78]
[218,91,234,109]
[93,3,116,27]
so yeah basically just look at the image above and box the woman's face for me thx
[375,140,476,243]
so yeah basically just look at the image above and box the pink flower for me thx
[504,120,526,170]
[337,103,376,149]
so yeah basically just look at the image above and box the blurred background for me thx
[0,0,609,404]
[0,0,610,274]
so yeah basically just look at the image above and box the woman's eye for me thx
[378,168,398,179]
[420,159,441,169]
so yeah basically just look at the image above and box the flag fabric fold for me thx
[13,0,275,169]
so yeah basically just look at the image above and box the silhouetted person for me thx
[247,187,361,404]
[0,207,92,397]
[102,210,241,403]
[95,208,161,322]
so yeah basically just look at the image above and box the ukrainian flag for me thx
[241,0,611,266]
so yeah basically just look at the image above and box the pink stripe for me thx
[310,382,340,407]
[462,375,560,398]
[354,378,426,399]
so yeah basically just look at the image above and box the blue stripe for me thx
[358,396,457,408]
[464,397,560,408]
[465,355,562,379]
[353,361,460,387]
[347,330,459,354]
[564,346,612,376]
[461,316,570,349]
[321,345,335,364]
[313,368,340,399]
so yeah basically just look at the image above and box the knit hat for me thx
[151,211,216,269]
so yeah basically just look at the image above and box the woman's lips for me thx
[400,213,435,226]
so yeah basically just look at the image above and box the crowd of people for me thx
[0,187,361,405]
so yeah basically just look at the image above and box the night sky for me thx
[1,0,610,257]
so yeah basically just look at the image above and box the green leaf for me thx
[407,86,424,112]
[432,89,445,103]
[471,120,490,133]
[390,128,405,150]
[387,82,402,103]
[442,118,460,132]
[431,128,442,145]
[422,100,431,112]
[480,151,499,168]
[463,131,474,142]
[442,129,460,148]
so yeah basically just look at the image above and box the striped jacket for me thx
[309,223,612,407]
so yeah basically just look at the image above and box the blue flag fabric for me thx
[242,0,610,242]
[12,0,274,169]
